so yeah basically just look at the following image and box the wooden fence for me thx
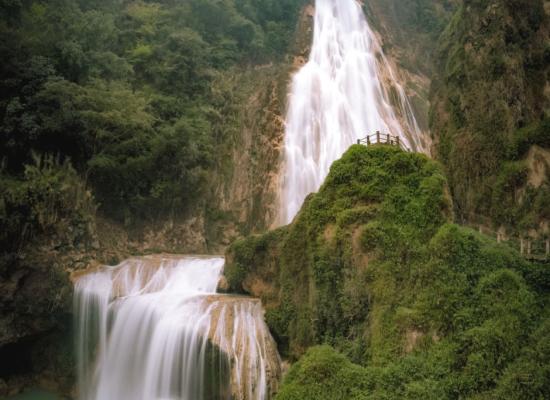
[356,131,412,152]
[459,214,549,261]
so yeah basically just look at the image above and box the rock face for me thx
[430,0,550,228]
[364,0,457,140]
[207,3,315,240]
[0,212,138,398]
[204,295,282,399]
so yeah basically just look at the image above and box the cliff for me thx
[364,0,457,138]
[430,0,550,232]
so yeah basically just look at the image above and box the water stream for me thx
[74,256,280,400]
[280,0,427,224]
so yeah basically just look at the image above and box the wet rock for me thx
[203,295,282,400]
[217,275,230,293]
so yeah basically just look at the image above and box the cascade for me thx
[74,255,280,400]
[280,0,428,224]
[74,1,426,398]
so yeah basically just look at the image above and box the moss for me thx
[508,116,550,159]
[274,346,370,400]
[225,227,287,292]
[491,316,550,399]
[336,205,380,227]
[489,161,529,228]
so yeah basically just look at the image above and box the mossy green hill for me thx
[225,145,550,399]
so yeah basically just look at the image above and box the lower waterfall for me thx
[74,255,280,400]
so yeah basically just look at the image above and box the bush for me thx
[0,154,96,252]
[275,346,370,400]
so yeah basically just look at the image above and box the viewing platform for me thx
[357,131,412,152]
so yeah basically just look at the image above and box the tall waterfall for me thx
[280,0,428,224]
[74,256,281,400]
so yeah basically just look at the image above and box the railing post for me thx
[376,131,380,143]
[527,239,532,257]
[520,238,524,255]
[357,139,360,145]
[479,225,482,234]
[367,136,370,145]
[396,136,400,148]
[497,233,501,243]
[387,133,391,144]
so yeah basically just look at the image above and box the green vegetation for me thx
[430,0,549,231]
[0,0,305,226]
[1,0,548,396]
[227,145,450,358]
[226,145,550,399]
[0,154,96,253]
[275,346,370,400]
[276,313,550,399]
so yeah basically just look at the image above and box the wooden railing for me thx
[356,131,412,152]
[459,214,549,261]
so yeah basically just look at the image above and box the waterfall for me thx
[279,0,428,224]
[73,1,427,398]
[74,255,281,400]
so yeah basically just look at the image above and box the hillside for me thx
[225,145,550,399]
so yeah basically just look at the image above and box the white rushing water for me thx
[280,0,427,224]
[74,256,280,400]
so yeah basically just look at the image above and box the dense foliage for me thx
[2,0,548,396]
[275,346,370,400]
[0,154,96,253]
[430,0,549,231]
[227,145,451,358]
[226,145,550,399]
[0,0,304,226]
